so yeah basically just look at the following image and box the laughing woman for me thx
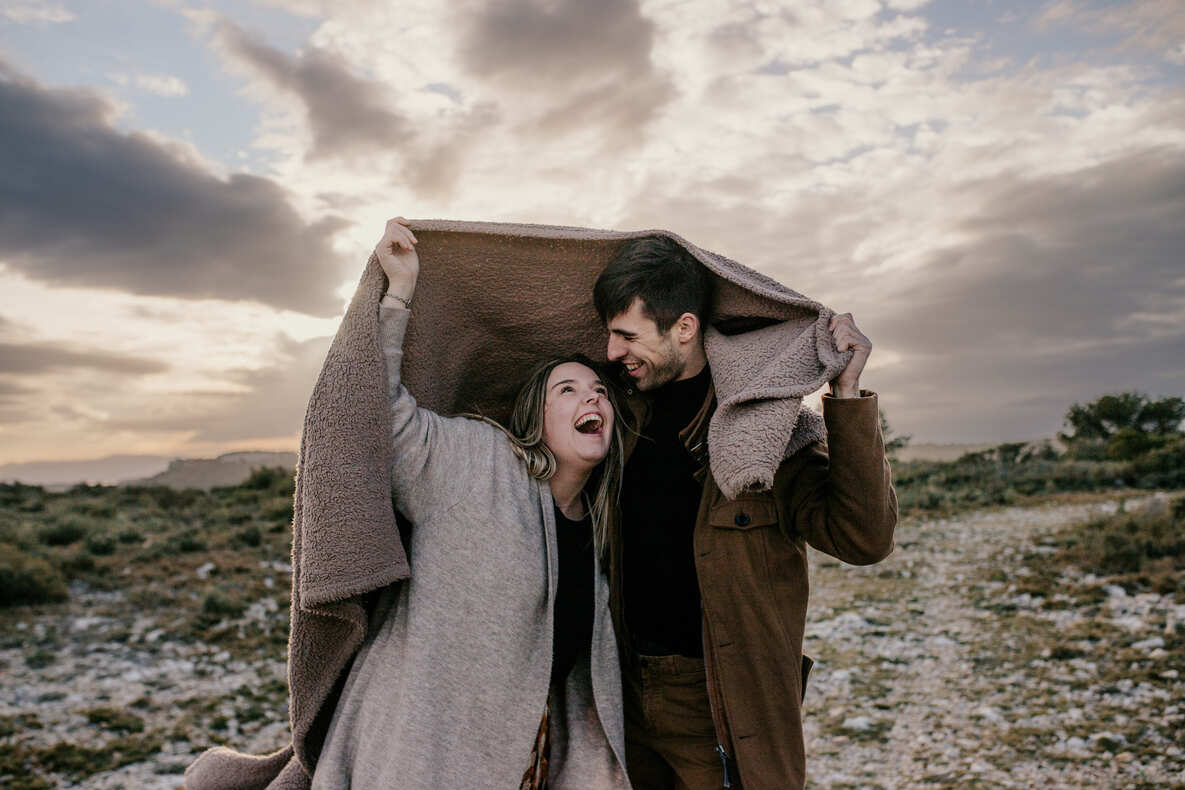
[303,218,631,789]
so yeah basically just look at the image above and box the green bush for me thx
[59,550,96,577]
[38,519,88,546]
[0,482,46,508]
[1059,497,1185,578]
[0,543,68,607]
[233,526,262,547]
[165,532,207,554]
[84,534,116,556]
[1127,438,1185,489]
[84,707,144,734]
[202,591,245,619]
[242,466,293,492]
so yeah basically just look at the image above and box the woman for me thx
[308,217,632,789]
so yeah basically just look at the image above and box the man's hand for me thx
[828,312,871,398]
[375,216,419,303]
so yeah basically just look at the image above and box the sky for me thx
[0,0,1183,465]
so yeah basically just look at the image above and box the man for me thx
[593,235,897,790]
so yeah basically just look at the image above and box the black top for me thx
[552,505,595,686]
[621,365,711,657]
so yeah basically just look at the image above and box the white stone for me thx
[972,706,1003,723]
[840,716,874,731]
[1132,636,1166,651]
[196,562,217,579]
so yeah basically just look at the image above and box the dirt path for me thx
[802,496,1185,789]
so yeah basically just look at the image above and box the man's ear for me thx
[674,312,700,343]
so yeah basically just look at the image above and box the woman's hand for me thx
[375,216,419,303]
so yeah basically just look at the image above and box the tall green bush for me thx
[0,543,68,606]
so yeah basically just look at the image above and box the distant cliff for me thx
[126,451,297,490]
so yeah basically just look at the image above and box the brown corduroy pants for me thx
[623,654,732,790]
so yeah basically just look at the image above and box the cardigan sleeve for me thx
[775,391,898,565]
[379,302,495,522]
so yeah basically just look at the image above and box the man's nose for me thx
[607,336,625,360]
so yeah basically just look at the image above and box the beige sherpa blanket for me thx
[399,220,851,497]
[186,220,850,789]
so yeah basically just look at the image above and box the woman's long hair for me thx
[474,354,627,559]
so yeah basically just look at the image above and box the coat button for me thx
[734,512,751,526]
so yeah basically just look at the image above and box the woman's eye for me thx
[561,385,574,393]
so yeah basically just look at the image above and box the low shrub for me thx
[202,591,246,619]
[165,533,207,554]
[0,542,68,607]
[37,519,88,546]
[1055,496,1185,582]
[84,707,145,734]
[84,534,116,556]
[233,526,262,547]
[1127,438,1185,489]
[58,549,96,578]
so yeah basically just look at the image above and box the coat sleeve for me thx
[379,302,495,522]
[775,391,898,565]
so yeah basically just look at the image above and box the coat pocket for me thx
[708,496,778,529]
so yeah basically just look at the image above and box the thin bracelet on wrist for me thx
[384,292,412,309]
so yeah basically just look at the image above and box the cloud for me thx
[1035,0,1185,62]
[0,340,170,375]
[207,17,410,159]
[857,147,1185,441]
[0,60,352,316]
[1,1,74,23]
[101,333,332,443]
[456,0,674,143]
[135,73,189,97]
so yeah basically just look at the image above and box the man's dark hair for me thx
[593,235,713,333]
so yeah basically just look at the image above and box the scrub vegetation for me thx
[0,468,295,787]
[890,392,1185,516]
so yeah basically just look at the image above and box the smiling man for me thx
[593,235,898,790]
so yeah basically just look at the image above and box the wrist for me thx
[829,380,860,399]
[383,291,412,309]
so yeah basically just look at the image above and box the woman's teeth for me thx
[575,414,603,434]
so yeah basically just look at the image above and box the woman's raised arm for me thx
[374,217,493,523]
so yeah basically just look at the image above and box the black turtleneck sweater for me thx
[552,505,595,686]
[621,364,711,657]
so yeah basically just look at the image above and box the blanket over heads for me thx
[185,219,850,790]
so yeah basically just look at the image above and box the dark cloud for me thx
[211,19,411,159]
[458,0,675,142]
[0,60,351,316]
[616,147,1185,443]
[0,341,169,376]
[860,147,1185,442]
[207,20,488,198]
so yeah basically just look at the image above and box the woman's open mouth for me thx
[574,413,604,434]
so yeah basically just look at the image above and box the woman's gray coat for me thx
[311,302,630,788]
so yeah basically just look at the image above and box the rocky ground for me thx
[3,495,1183,788]
[803,494,1185,789]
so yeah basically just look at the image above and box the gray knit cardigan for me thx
[186,305,630,789]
